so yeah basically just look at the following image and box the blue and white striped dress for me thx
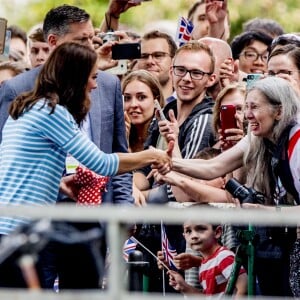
[0,99,119,234]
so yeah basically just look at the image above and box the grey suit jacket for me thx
[0,67,133,204]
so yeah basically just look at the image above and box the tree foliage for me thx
[1,0,300,39]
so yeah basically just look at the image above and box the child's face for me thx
[183,222,221,256]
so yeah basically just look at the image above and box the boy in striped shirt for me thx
[163,221,247,298]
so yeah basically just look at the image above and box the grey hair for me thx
[244,76,300,203]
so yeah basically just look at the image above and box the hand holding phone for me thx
[246,73,263,90]
[220,104,237,150]
[154,100,166,121]
[0,18,7,55]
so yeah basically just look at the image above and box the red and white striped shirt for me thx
[199,246,246,297]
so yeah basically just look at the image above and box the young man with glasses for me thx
[133,41,216,293]
[136,30,177,103]
[231,31,272,75]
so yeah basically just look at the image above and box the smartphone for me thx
[220,105,237,150]
[0,18,7,54]
[246,73,263,90]
[112,43,141,60]
[154,99,166,121]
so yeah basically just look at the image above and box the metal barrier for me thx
[0,204,298,299]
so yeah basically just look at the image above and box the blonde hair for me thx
[213,82,246,134]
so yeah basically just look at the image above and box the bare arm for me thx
[154,170,231,203]
[206,0,228,40]
[117,145,172,174]
[59,174,79,200]
[171,177,231,203]
[234,273,248,299]
[172,141,244,180]
[99,0,141,32]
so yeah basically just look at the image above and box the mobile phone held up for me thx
[154,99,166,121]
[220,104,237,150]
[0,18,7,55]
[112,43,141,60]
[246,73,263,90]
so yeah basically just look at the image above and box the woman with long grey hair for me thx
[157,76,300,296]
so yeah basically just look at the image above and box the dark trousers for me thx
[0,222,106,290]
[39,221,106,290]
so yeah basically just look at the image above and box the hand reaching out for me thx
[157,109,182,158]
[150,140,174,175]
[173,253,203,270]
[59,174,79,200]
[106,0,141,18]
[205,0,228,39]
[218,127,244,151]
[205,0,227,25]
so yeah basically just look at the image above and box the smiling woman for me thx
[122,69,164,153]
[169,76,300,297]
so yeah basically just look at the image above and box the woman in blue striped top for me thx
[0,42,172,235]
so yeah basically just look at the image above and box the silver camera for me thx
[98,32,119,44]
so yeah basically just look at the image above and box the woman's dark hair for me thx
[9,42,97,124]
[270,33,300,53]
[231,31,273,60]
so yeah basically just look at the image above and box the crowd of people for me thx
[0,0,300,298]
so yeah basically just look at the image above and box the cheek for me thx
[143,103,155,119]
[124,102,130,111]
[88,79,97,90]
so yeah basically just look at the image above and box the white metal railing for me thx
[0,204,298,300]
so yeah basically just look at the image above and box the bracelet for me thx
[219,29,225,40]
[105,12,119,31]
[110,13,120,19]
[105,12,112,31]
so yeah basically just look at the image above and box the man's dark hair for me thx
[142,30,177,58]
[43,5,90,40]
[230,30,273,60]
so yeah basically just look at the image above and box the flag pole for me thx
[161,220,166,296]
[130,236,170,271]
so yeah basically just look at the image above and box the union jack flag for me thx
[161,224,178,270]
[176,16,194,47]
[123,236,137,262]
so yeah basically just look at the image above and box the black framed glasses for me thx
[140,51,170,61]
[172,66,212,80]
[240,51,269,63]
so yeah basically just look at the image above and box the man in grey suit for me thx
[0,5,133,289]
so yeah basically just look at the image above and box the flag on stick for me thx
[176,16,194,47]
[161,223,178,270]
[123,236,137,262]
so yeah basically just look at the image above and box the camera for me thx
[225,178,265,204]
[98,32,119,44]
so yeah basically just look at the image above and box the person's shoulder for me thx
[97,70,119,83]
[1,67,40,92]
[217,246,235,259]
